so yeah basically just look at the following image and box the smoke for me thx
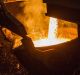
[20,0,49,40]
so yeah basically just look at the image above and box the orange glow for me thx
[33,17,70,47]
[5,1,78,48]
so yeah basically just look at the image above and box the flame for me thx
[4,0,78,48]
[33,17,70,47]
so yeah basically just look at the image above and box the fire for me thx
[4,0,77,48]
[33,17,70,47]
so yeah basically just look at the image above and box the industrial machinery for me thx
[0,0,80,75]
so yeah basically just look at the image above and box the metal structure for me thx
[0,0,27,38]
[43,0,80,24]
[0,0,80,75]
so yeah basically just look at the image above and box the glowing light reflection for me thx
[33,17,70,47]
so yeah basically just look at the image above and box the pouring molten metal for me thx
[33,17,70,47]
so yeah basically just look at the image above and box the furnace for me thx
[4,0,78,48]
[0,0,80,75]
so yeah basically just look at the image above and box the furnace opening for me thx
[28,17,78,47]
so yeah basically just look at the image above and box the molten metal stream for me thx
[33,17,70,47]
